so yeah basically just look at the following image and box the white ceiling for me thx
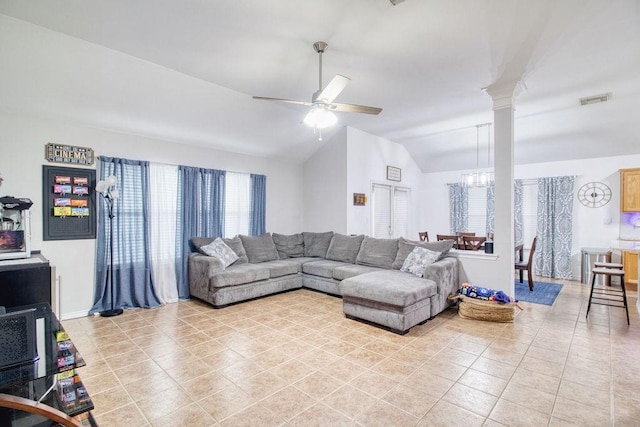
[0,0,638,172]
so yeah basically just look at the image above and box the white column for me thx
[484,80,525,296]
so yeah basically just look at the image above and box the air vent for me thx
[579,93,612,106]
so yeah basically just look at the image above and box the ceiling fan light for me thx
[303,107,337,129]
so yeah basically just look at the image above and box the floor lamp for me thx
[96,175,123,317]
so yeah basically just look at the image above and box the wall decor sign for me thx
[353,193,367,206]
[386,166,401,182]
[43,165,96,240]
[45,143,95,166]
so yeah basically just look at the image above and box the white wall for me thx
[346,127,424,238]
[302,128,348,233]
[422,154,640,284]
[0,112,303,319]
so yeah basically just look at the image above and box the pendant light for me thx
[461,123,494,187]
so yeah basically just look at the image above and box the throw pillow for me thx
[272,233,305,259]
[326,233,365,264]
[239,233,279,263]
[190,236,215,252]
[392,237,454,269]
[223,235,248,264]
[199,238,239,268]
[400,246,441,277]
[303,231,334,258]
[355,236,399,269]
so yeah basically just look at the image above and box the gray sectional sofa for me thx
[189,232,459,334]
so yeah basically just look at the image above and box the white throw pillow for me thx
[400,246,441,277]
[200,237,239,268]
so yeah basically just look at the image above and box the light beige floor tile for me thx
[350,370,400,398]
[470,356,516,380]
[442,382,498,417]
[418,399,485,427]
[323,384,378,419]
[198,383,257,422]
[488,398,550,427]
[458,368,508,397]
[500,381,555,414]
[557,379,611,410]
[510,367,561,395]
[356,400,418,427]
[322,358,367,382]
[121,370,178,402]
[93,402,150,427]
[151,402,217,427]
[381,383,439,418]
[614,394,640,422]
[90,384,134,416]
[259,385,318,421]
[294,371,344,400]
[219,403,283,426]
[136,386,193,422]
[286,402,355,426]
[552,396,611,426]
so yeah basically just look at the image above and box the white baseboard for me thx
[60,310,91,320]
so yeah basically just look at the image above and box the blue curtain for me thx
[513,179,524,246]
[481,181,523,243]
[176,166,225,299]
[448,183,468,233]
[249,174,266,236]
[486,183,494,236]
[91,157,162,313]
[536,176,574,279]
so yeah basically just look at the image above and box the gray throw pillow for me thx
[272,233,305,259]
[191,237,215,252]
[239,233,279,263]
[303,231,334,258]
[392,237,454,270]
[355,237,399,269]
[222,236,248,264]
[326,233,365,264]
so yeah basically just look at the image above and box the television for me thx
[0,308,39,370]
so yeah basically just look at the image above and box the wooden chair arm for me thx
[0,393,82,427]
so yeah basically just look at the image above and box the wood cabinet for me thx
[622,250,638,291]
[620,168,640,212]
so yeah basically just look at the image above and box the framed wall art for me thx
[386,166,401,182]
[42,165,96,240]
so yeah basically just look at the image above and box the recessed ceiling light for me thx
[579,93,612,106]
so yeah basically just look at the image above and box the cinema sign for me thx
[45,143,95,166]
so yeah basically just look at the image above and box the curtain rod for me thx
[97,155,255,176]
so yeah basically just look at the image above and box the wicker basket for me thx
[450,295,520,323]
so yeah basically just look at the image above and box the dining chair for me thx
[418,232,429,242]
[462,236,486,251]
[436,234,460,249]
[515,236,537,291]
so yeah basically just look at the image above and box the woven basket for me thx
[450,295,519,323]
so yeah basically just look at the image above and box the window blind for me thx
[224,172,251,237]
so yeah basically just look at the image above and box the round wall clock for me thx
[578,182,612,208]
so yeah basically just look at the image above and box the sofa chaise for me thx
[189,232,458,334]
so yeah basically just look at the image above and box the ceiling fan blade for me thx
[315,74,350,103]
[328,102,382,115]
[252,96,312,106]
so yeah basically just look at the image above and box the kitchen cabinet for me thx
[620,168,640,212]
[622,250,638,291]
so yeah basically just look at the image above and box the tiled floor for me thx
[62,278,640,427]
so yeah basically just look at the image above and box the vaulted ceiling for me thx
[0,0,638,172]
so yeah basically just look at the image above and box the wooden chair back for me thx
[436,234,460,249]
[462,236,486,251]
[418,232,429,242]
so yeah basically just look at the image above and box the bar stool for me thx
[593,261,624,286]
[586,267,630,325]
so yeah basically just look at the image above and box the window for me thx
[372,183,411,239]
[224,172,251,237]
[467,187,487,235]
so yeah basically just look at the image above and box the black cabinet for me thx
[0,253,51,309]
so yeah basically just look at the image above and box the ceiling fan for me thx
[253,41,382,140]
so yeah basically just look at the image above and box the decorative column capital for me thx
[483,80,527,110]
